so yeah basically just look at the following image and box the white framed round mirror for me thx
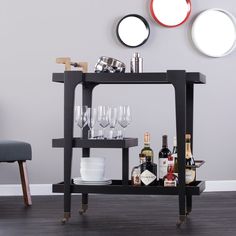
[116,14,150,48]
[150,0,191,27]
[191,9,236,57]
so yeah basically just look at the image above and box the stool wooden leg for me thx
[18,161,32,206]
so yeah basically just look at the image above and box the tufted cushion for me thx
[0,141,32,162]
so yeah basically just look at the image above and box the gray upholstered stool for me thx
[0,140,32,206]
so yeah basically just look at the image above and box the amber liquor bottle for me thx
[140,156,157,186]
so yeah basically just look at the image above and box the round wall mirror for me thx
[150,0,191,27]
[191,9,236,57]
[116,14,150,48]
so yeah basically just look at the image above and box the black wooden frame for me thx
[52,70,206,225]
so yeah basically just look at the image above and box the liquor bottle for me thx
[163,155,178,187]
[159,135,171,185]
[172,137,178,177]
[131,166,141,186]
[140,156,157,186]
[185,134,196,184]
[141,132,154,162]
[139,153,146,164]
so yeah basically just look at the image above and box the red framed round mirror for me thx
[150,0,191,27]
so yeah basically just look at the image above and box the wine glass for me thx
[118,105,132,139]
[75,106,88,137]
[86,107,97,139]
[108,107,118,139]
[97,106,110,139]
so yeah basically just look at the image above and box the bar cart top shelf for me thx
[52,71,206,84]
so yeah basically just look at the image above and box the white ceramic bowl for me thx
[81,162,105,168]
[81,157,104,165]
[80,168,105,181]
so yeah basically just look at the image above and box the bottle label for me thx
[140,170,156,186]
[164,180,177,187]
[159,158,168,179]
[185,169,196,184]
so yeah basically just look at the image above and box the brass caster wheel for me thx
[176,221,182,228]
[176,215,186,228]
[79,209,86,215]
[79,204,88,215]
[61,212,70,224]
[61,218,68,224]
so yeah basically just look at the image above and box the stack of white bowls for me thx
[80,157,105,181]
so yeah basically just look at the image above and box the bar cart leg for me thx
[122,148,129,185]
[61,72,83,224]
[79,83,96,215]
[79,193,88,215]
[186,83,194,149]
[186,194,192,215]
[186,84,193,216]
[80,149,89,215]
[168,70,187,227]
[62,212,71,224]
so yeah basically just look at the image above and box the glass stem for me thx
[80,128,83,138]
[123,127,126,139]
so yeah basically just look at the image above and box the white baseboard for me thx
[205,180,236,192]
[0,184,54,196]
[0,181,235,196]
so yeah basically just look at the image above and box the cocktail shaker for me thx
[130,52,143,73]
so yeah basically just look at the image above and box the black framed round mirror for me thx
[116,14,150,48]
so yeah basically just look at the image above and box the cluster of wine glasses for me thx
[75,105,132,139]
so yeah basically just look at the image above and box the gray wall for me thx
[0,0,235,184]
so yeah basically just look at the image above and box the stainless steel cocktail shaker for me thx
[130,52,143,73]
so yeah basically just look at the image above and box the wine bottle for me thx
[185,134,196,184]
[163,155,178,187]
[141,132,154,162]
[172,137,178,177]
[140,156,157,186]
[159,135,171,185]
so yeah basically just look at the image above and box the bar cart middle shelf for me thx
[52,70,206,227]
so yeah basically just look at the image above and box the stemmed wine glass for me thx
[97,106,110,139]
[108,107,118,139]
[75,106,88,137]
[118,105,132,139]
[86,107,97,139]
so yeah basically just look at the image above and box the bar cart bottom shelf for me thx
[53,180,205,195]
